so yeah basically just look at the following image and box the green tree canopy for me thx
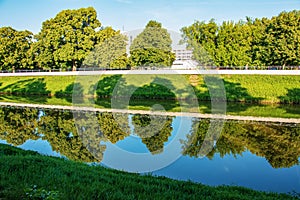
[262,10,300,66]
[181,10,300,67]
[129,20,175,67]
[215,21,252,67]
[181,19,217,67]
[83,30,130,69]
[34,7,101,70]
[0,27,34,70]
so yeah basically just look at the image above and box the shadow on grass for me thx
[191,76,264,114]
[0,78,50,95]
[279,88,300,104]
[55,83,84,103]
[0,78,50,103]
[278,88,300,115]
[94,75,179,111]
[94,75,125,98]
[131,77,176,99]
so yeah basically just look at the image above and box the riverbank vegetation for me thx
[0,144,298,199]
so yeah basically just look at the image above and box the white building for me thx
[171,48,198,69]
[122,29,198,69]
[172,49,193,61]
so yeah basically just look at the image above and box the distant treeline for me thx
[0,7,299,71]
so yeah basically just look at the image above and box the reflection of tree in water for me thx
[182,119,300,168]
[0,107,39,145]
[0,106,132,162]
[97,112,130,143]
[39,110,100,162]
[132,114,173,154]
[74,111,106,161]
[240,122,300,168]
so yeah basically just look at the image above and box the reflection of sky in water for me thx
[101,116,192,173]
[0,139,61,157]
[114,116,186,153]
[153,151,300,193]
[1,116,300,194]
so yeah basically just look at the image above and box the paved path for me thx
[1,102,299,124]
[0,70,300,76]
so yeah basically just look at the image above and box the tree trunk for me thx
[72,59,76,71]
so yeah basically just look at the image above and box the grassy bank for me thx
[0,75,299,103]
[0,144,298,200]
[0,75,300,118]
[1,95,300,118]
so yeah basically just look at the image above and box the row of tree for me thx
[0,7,174,71]
[181,10,300,67]
[0,7,299,70]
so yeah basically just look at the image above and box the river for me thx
[0,105,299,194]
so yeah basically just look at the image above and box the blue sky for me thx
[0,0,299,33]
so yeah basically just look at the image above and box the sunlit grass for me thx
[0,144,298,200]
[0,75,300,118]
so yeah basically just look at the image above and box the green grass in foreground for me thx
[0,144,298,200]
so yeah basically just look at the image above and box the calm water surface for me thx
[0,105,299,194]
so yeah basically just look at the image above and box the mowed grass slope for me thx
[0,144,298,200]
[0,75,299,103]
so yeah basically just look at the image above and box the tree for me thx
[34,7,101,70]
[0,27,34,70]
[83,30,130,69]
[181,19,218,67]
[182,19,252,67]
[246,17,271,67]
[181,10,300,68]
[129,20,175,67]
[262,10,300,66]
[214,21,252,67]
